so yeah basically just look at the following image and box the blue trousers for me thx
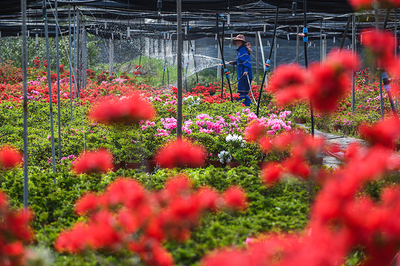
[237,77,252,106]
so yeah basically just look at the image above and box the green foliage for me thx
[0,166,311,265]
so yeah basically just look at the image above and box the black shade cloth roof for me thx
[263,0,354,14]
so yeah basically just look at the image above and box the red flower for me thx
[307,50,359,113]
[259,137,272,153]
[155,139,205,169]
[89,93,156,126]
[348,0,400,10]
[0,146,23,169]
[129,239,174,266]
[261,163,283,185]
[72,149,113,174]
[75,193,98,215]
[223,186,248,211]
[361,29,397,69]
[196,186,220,211]
[200,249,248,266]
[244,120,267,143]
[105,178,146,209]
[359,117,400,149]
[268,64,307,106]
[281,157,311,179]
[164,175,193,198]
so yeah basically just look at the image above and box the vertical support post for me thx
[82,21,87,90]
[68,2,73,121]
[76,9,80,96]
[303,0,314,137]
[187,29,198,83]
[323,34,327,61]
[55,0,62,161]
[21,0,29,208]
[221,20,225,94]
[73,9,78,99]
[296,25,299,64]
[376,9,384,119]
[109,38,114,74]
[379,70,385,119]
[352,14,356,114]
[394,8,397,58]
[217,38,221,79]
[256,32,259,85]
[320,19,322,63]
[176,0,183,137]
[273,35,277,69]
[43,0,57,175]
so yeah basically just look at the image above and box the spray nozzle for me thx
[292,2,297,16]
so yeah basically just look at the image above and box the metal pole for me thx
[296,25,299,64]
[303,0,314,137]
[396,9,398,58]
[21,0,29,208]
[43,0,57,174]
[109,38,114,74]
[216,16,233,103]
[56,0,62,161]
[76,9,80,97]
[257,31,265,66]
[177,0,183,137]
[221,21,225,94]
[376,9,384,119]
[256,32,259,85]
[68,3,73,121]
[216,18,223,96]
[379,70,385,119]
[187,30,198,83]
[320,19,322,64]
[82,21,87,90]
[352,14,356,114]
[273,35,277,69]
[340,17,352,50]
[73,9,78,99]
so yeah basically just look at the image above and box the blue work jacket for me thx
[232,45,253,81]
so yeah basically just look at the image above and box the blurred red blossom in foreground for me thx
[155,139,206,168]
[55,175,247,266]
[267,49,359,113]
[267,64,307,107]
[89,92,156,125]
[0,146,23,169]
[348,0,400,11]
[244,120,267,143]
[0,191,33,266]
[72,149,113,174]
[359,117,400,149]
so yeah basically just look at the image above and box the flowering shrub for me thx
[55,175,247,266]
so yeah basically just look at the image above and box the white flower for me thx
[218,150,232,164]
[226,134,243,142]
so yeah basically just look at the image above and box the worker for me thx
[228,34,253,106]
